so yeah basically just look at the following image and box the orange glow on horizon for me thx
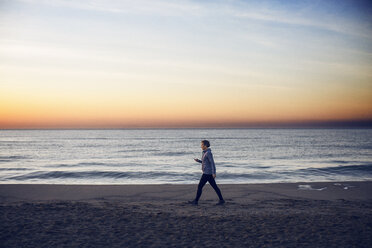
[1,101,371,129]
[1,85,372,129]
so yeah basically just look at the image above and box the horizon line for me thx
[1,119,372,130]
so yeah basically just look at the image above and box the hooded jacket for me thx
[196,148,216,175]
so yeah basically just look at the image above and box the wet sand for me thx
[1,181,372,247]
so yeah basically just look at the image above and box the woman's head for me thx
[201,140,210,150]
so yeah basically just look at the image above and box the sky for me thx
[0,0,372,128]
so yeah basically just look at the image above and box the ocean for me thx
[0,129,371,184]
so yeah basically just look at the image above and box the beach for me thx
[1,181,372,247]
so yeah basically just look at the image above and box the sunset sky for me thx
[1,0,372,128]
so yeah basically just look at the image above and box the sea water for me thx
[0,129,371,184]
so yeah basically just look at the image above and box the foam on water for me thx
[298,185,327,191]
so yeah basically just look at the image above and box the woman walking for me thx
[188,140,225,205]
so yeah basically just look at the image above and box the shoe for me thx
[188,200,198,205]
[216,200,225,205]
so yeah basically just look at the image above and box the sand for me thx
[1,181,372,247]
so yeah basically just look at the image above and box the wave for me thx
[47,162,140,168]
[117,149,160,153]
[220,165,237,168]
[47,162,107,168]
[0,156,28,159]
[297,164,372,176]
[5,170,197,180]
[5,170,281,181]
[269,156,291,160]
[58,137,110,140]
[154,151,190,156]
[4,165,372,182]
[0,167,29,171]
[330,160,349,164]
[217,172,279,180]
[359,145,372,150]
[0,155,28,162]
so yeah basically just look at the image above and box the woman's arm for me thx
[194,158,202,163]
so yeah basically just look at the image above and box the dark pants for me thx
[195,174,224,202]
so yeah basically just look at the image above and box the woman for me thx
[188,140,225,205]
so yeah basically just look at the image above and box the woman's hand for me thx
[213,174,216,178]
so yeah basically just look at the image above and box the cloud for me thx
[14,0,372,39]
[227,3,372,39]
[15,0,204,16]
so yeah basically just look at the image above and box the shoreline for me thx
[1,179,371,185]
[1,181,372,247]
[1,181,372,203]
